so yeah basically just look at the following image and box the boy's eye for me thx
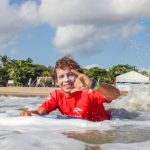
[58,75,64,79]
[69,73,74,76]
[68,73,76,78]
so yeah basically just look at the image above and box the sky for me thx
[0,0,150,70]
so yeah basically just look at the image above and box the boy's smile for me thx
[56,68,77,93]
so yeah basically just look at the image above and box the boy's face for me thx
[56,67,78,93]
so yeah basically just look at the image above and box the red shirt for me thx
[40,89,111,122]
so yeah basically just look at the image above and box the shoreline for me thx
[0,87,58,97]
[0,87,128,97]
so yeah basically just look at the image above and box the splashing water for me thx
[0,87,150,150]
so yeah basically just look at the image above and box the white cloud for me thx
[122,23,145,39]
[84,64,100,69]
[19,1,40,25]
[0,0,39,51]
[53,24,112,54]
[1,0,150,55]
[39,0,150,26]
[39,0,150,54]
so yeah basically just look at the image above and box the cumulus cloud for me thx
[53,25,111,54]
[0,0,39,50]
[1,0,150,55]
[39,0,150,54]
[39,0,150,25]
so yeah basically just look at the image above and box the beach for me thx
[0,87,57,97]
[0,87,127,97]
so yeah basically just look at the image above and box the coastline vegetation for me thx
[0,55,149,86]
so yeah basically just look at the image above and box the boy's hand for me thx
[19,107,47,116]
[19,111,33,116]
[71,69,92,93]
[19,111,38,116]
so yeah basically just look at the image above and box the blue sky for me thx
[1,0,150,70]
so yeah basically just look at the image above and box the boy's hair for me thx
[53,56,83,80]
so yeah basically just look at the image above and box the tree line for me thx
[0,55,53,86]
[0,55,149,86]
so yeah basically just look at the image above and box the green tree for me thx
[139,70,149,77]
[0,55,11,86]
[0,55,11,67]
[83,67,109,82]
[108,64,138,83]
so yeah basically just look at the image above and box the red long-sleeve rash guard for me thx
[40,89,111,122]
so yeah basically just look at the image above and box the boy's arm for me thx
[19,90,58,117]
[93,82,120,101]
[71,69,120,101]
[19,107,48,116]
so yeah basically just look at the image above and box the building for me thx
[36,76,54,87]
[115,71,150,91]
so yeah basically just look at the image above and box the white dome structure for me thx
[115,71,150,91]
[116,71,149,84]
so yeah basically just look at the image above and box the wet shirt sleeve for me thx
[88,89,110,104]
[40,90,58,114]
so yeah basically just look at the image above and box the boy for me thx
[19,56,120,121]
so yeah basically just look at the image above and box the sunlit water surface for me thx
[0,87,150,150]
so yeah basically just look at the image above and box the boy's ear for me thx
[55,80,59,86]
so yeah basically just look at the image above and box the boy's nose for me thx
[64,75,69,81]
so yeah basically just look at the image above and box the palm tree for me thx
[0,55,11,67]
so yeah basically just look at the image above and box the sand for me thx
[0,87,127,97]
[0,87,58,97]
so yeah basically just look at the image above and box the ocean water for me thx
[0,87,150,150]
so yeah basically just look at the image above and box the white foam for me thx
[0,116,113,132]
[108,87,150,113]
[0,89,150,150]
[0,127,85,150]
[101,140,150,150]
